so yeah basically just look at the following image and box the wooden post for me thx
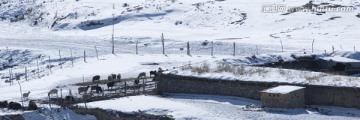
[211,41,214,56]
[112,14,115,55]
[48,56,52,73]
[312,39,314,53]
[25,67,28,81]
[71,50,74,67]
[136,40,138,55]
[84,51,86,63]
[354,46,356,51]
[124,82,127,96]
[59,50,62,69]
[233,42,236,56]
[60,89,62,99]
[332,45,334,53]
[187,41,190,56]
[161,33,165,55]
[82,75,85,83]
[280,40,283,52]
[94,45,99,60]
[142,78,145,94]
[48,96,52,111]
[18,81,23,107]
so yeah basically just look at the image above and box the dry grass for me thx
[181,61,359,84]
[189,62,210,75]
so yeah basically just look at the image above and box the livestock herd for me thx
[0,70,162,111]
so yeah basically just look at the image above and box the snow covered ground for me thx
[0,0,360,119]
[81,93,360,120]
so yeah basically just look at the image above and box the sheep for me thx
[0,101,8,108]
[138,72,146,79]
[95,86,103,94]
[27,100,38,110]
[48,89,58,97]
[108,75,113,81]
[90,85,98,92]
[92,75,100,83]
[78,86,90,94]
[111,74,116,80]
[107,81,115,90]
[116,73,121,80]
[7,102,22,110]
[65,96,75,103]
[22,91,31,100]
[149,70,157,77]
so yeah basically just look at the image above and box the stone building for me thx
[260,85,305,108]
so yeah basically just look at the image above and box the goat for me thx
[27,100,38,110]
[0,101,8,108]
[7,102,22,110]
[78,86,90,94]
[107,81,116,90]
[117,73,121,80]
[22,91,31,100]
[149,70,157,77]
[48,89,58,97]
[92,75,100,83]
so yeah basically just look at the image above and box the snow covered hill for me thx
[0,0,360,119]
[0,0,359,52]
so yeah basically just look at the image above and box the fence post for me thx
[124,82,127,96]
[280,39,283,52]
[161,33,165,55]
[59,50,62,69]
[312,39,314,53]
[211,41,214,56]
[84,51,86,63]
[256,45,259,55]
[233,42,236,56]
[94,45,99,60]
[25,66,28,81]
[142,78,145,94]
[187,41,190,56]
[136,40,138,55]
[18,81,23,107]
[355,46,356,51]
[48,56,52,73]
[71,50,74,67]
[332,45,334,53]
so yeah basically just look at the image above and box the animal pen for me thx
[45,76,158,107]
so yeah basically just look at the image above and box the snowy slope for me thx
[81,94,360,120]
[0,0,359,52]
[0,0,360,119]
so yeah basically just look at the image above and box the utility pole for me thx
[111,4,115,54]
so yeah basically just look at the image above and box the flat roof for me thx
[261,85,305,94]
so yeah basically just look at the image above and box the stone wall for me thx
[157,74,360,108]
